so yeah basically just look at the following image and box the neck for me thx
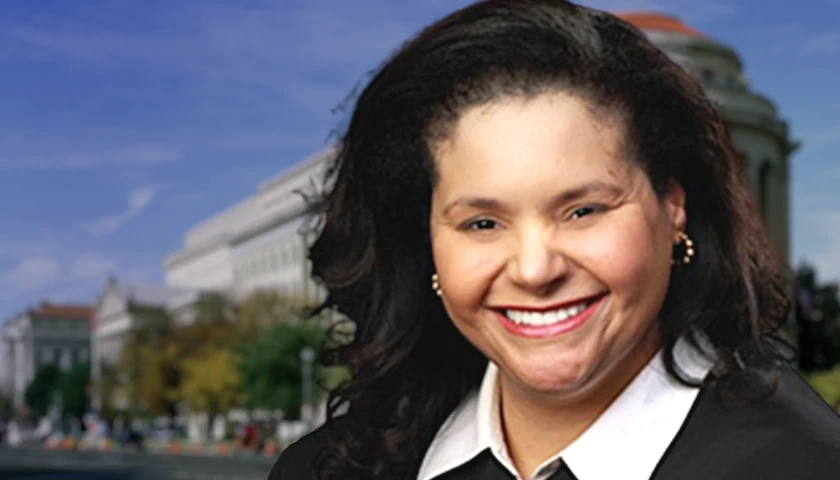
[499,335,660,479]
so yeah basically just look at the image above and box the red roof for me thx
[30,303,93,320]
[617,12,707,39]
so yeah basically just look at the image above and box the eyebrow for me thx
[442,181,623,217]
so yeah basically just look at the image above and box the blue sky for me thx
[0,0,838,320]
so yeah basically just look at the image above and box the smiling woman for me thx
[429,93,679,413]
[268,1,840,480]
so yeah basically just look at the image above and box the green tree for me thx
[179,345,242,433]
[134,339,184,417]
[796,262,840,372]
[97,364,121,423]
[115,322,166,413]
[808,366,840,411]
[237,322,331,419]
[56,361,90,418]
[0,394,13,421]
[171,297,242,428]
[194,292,236,326]
[237,290,302,340]
[24,364,61,418]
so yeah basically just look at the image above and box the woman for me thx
[269,1,840,479]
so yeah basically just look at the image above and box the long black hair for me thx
[304,1,790,478]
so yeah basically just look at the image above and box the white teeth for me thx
[504,302,588,326]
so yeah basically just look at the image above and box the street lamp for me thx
[299,346,315,434]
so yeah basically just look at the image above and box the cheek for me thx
[432,233,502,317]
[575,214,669,297]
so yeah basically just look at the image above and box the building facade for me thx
[618,13,796,263]
[90,277,196,412]
[1,303,92,410]
[163,146,332,304]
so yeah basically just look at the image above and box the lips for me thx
[494,293,606,315]
[492,294,607,339]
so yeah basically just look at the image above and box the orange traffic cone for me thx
[263,440,277,457]
[169,439,182,454]
[217,441,229,455]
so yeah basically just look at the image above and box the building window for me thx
[40,348,54,366]
[77,348,89,363]
[60,348,72,371]
[759,162,773,221]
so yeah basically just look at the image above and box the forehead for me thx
[433,92,632,187]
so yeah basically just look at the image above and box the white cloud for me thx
[81,187,157,237]
[0,2,420,106]
[0,257,61,291]
[71,252,117,280]
[0,143,181,171]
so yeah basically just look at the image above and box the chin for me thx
[507,359,597,397]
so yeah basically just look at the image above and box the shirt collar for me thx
[418,338,714,480]
[417,359,508,480]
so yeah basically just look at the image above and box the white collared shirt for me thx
[418,340,714,480]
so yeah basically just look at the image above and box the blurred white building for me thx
[1,303,92,410]
[90,147,334,413]
[0,330,14,400]
[90,278,206,412]
[163,146,333,302]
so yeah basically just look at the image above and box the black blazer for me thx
[268,364,840,479]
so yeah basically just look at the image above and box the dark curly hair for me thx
[303,1,790,478]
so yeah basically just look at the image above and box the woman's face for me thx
[430,91,686,403]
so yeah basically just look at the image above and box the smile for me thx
[493,294,606,338]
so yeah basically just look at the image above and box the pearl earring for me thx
[431,273,442,296]
[673,231,695,265]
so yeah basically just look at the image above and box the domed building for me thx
[618,13,798,265]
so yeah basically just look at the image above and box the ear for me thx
[664,180,687,237]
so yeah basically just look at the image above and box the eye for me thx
[464,218,498,231]
[570,205,602,219]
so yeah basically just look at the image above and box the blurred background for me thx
[1,0,839,478]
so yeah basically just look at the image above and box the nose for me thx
[507,226,568,292]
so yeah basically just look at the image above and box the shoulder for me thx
[267,420,337,480]
[657,363,840,479]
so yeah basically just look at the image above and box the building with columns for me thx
[618,13,796,263]
[1,303,92,411]
[163,146,331,303]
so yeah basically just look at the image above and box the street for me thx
[0,466,153,479]
[0,446,274,480]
